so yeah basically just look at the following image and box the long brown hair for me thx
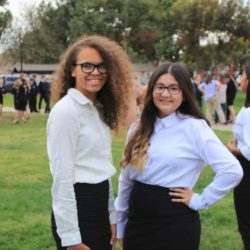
[52,35,133,130]
[122,62,209,171]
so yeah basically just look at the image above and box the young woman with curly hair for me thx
[47,35,133,250]
[228,64,250,250]
[115,62,243,250]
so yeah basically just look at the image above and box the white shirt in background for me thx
[216,83,227,104]
[233,107,250,161]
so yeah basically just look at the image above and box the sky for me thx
[5,0,54,19]
[0,0,52,52]
[6,0,41,17]
[5,0,250,19]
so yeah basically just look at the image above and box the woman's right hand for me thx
[67,243,90,250]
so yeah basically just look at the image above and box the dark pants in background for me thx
[234,155,250,250]
[124,181,201,250]
[51,180,111,250]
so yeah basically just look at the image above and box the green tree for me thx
[166,0,220,67]
[67,0,174,62]
[11,1,72,63]
[0,0,12,39]
[2,0,175,64]
[166,0,250,69]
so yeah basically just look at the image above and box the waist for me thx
[73,165,116,184]
[128,181,198,221]
[74,180,110,217]
[74,180,109,195]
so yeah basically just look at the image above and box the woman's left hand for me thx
[227,139,240,155]
[110,224,117,250]
[169,187,193,206]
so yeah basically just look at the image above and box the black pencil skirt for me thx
[234,155,250,250]
[51,180,111,250]
[123,181,201,250]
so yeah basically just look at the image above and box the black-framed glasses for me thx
[153,84,181,95]
[73,62,107,74]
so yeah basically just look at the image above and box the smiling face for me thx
[71,46,107,102]
[152,73,184,118]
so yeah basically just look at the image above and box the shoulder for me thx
[49,95,77,121]
[179,115,210,133]
[237,107,250,116]
[244,107,250,114]
[239,107,250,121]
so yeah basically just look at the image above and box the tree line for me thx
[1,0,250,71]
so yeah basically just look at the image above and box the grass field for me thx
[0,91,246,250]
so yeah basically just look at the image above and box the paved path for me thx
[3,107,15,112]
[211,123,233,131]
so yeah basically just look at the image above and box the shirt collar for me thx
[68,88,92,106]
[154,112,184,132]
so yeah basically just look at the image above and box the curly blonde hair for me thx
[52,35,133,130]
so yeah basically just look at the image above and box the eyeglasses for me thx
[153,84,181,95]
[73,62,107,74]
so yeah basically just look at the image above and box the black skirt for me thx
[234,155,250,249]
[51,180,111,250]
[124,181,201,250]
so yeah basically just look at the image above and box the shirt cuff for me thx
[117,222,127,239]
[61,231,82,247]
[188,193,207,211]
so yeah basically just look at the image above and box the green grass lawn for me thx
[0,91,246,250]
[2,93,14,107]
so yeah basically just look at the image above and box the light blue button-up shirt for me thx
[115,112,243,238]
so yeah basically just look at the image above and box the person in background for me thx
[28,74,39,113]
[198,74,226,124]
[115,62,243,250]
[0,78,6,119]
[47,35,133,250]
[38,75,46,111]
[191,70,203,109]
[126,78,144,124]
[226,69,238,123]
[43,75,51,113]
[227,64,250,250]
[214,73,228,124]
[11,73,29,123]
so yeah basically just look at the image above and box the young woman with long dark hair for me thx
[115,62,243,250]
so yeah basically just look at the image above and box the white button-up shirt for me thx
[233,107,250,161]
[201,80,218,101]
[47,88,116,247]
[115,112,243,238]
